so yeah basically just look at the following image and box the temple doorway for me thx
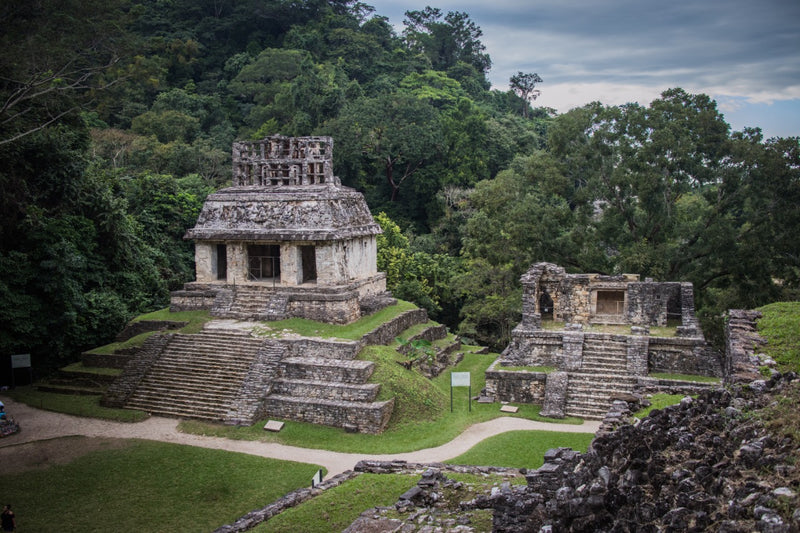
[215,244,227,280]
[301,245,317,283]
[539,291,554,320]
[248,244,280,281]
[596,290,625,316]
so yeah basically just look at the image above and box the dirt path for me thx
[0,397,600,477]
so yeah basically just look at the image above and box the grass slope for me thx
[757,301,800,372]
[254,474,417,532]
[0,438,321,533]
[446,430,595,469]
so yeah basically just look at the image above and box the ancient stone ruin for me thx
[101,136,415,432]
[170,135,390,324]
[486,262,722,419]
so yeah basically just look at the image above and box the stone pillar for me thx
[280,243,302,285]
[626,334,649,376]
[540,371,568,418]
[677,282,700,337]
[228,243,248,284]
[194,243,215,282]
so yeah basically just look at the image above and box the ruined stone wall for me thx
[724,309,767,384]
[552,276,592,323]
[484,359,547,403]
[626,281,678,326]
[101,334,172,408]
[280,338,363,359]
[500,329,564,367]
[361,309,429,346]
[647,336,723,377]
[260,397,394,434]
[286,291,361,324]
[170,287,217,312]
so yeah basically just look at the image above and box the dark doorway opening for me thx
[216,244,227,280]
[539,291,554,320]
[301,246,317,283]
[248,244,280,280]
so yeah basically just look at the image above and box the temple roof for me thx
[185,185,381,242]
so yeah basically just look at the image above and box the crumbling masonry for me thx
[486,263,722,419]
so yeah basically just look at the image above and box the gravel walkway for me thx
[0,397,600,477]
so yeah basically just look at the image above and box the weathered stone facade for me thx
[519,262,700,330]
[171,135,388,324]
[490,263,722,420]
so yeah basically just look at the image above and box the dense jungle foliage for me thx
[1,0,798,372]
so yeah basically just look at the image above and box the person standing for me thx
[1,504,15,532]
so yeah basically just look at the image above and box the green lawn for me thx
[254,473,417,532]
[180,350,584,454]
[445,430,595,469]
[0,438,322,533]
[3,387,148,422]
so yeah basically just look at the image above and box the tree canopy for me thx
[0,0,797,368]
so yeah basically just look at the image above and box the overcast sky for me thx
[369,0,800,138]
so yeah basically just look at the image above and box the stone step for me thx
[580,363,628,372]
[124,398,227,420]
[568,373,638,384]
[146,358,252,376]
[262,395,394,434]
[281,339,362,361]
[270,378,380,402]
[564,405,610,420]
[567,389,636,403]
[281,357,374,383]
[138,375,247,391]
[130,389,237,407]
[166,338,263,350]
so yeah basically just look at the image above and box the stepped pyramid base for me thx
[104,306,430,433]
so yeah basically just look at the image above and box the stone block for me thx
[263,420,284,432]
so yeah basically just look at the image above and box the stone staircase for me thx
[262,338,394,434]
[565,334,638,420]
[212,286,289,321]
[123,330,267,422]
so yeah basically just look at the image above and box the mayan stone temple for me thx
[485,262,722,419]
[102,136,400,432]
[170,135,390,324]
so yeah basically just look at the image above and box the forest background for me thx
[1,0,798,373]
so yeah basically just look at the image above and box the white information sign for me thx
[451,372,470,387]
[11,354,31,369]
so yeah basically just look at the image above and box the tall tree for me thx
[0,0,133,145]
[402,7,491,75]
[328,92,442,202]
[509,71,543,119]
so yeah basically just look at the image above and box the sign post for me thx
[450,372,471,412]
[10,354,32,388]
